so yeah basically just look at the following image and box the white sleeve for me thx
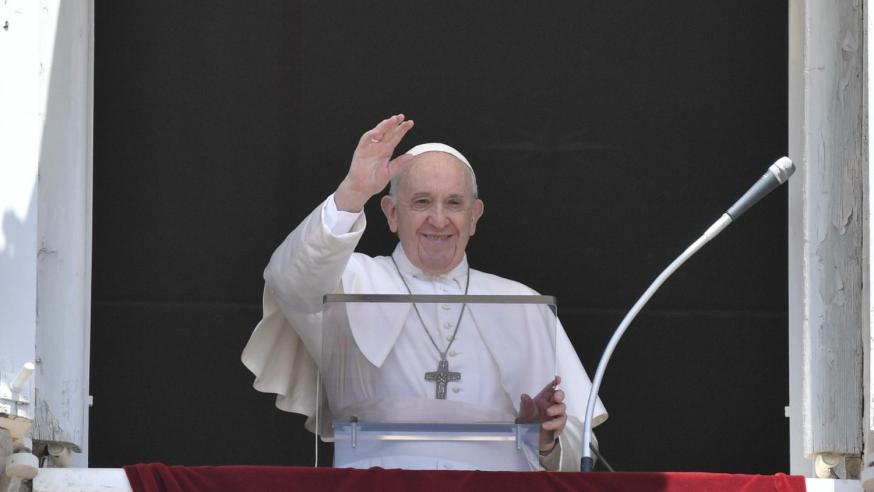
[325,193,364,235]
[538,438,562,471]
[262,195,365,316]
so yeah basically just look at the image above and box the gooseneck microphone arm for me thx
[580,157,795,472]
[579,213,732,471]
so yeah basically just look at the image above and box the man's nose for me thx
[428,205,450,228]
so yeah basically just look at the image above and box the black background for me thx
[91,1,788,472]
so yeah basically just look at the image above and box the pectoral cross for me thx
[425,359,461,399]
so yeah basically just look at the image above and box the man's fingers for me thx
[517,393,537,422]
[361,114,407,145]
[543,376,560,393]
[384,119,414,147]
[357,114,400,145]
[359,129,382,147]
[535,377,566,447]
[358,127,383,147]
[545,402,566,418]
[534,376,560,400]
[374,114,404,135]
[519,393,534,412]
[542,402,567,431]
[541,414,567,432]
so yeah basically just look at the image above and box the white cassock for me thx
[242,195,608,471]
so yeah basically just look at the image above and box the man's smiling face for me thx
[381,151,484,275]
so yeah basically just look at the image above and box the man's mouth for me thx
[422,234,452,242]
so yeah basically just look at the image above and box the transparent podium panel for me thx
[319,294,557,470]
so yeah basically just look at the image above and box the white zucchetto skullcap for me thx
[405,143,473,172]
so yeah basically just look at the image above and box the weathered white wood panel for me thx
[0,0,43,427]
[789,0,808,475]
[798,0,864,460]
[865,0,874,487]
[33,0,93,464]
[0,0,93,466]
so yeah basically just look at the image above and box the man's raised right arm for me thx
[263,115,415,312]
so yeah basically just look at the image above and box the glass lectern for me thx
[318,293,557,470]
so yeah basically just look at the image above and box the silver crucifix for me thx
[425,359,461,399]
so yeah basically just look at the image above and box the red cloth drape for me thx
[124,464,806,492]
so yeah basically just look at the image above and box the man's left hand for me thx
[518,376,567,454]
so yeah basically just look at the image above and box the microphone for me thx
[580,157,796,472]
[727,157,796,220]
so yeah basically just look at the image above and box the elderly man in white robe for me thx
[242,114,607,471]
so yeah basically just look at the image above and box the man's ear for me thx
[469,199,485,236]
[380,195,399,233]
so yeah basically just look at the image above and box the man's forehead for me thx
[391,147,478,200]
[402,154,470,187]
